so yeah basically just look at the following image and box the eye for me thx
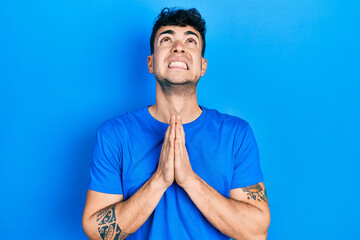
[187,38,197,44]
[160,36,171,43]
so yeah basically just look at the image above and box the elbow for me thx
[82,217,91,238]
[254,209,271,240]
[82,213,100,240]
[254,208,271,240]
[234,210,270,240]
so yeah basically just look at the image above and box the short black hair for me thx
[150,7,206,57]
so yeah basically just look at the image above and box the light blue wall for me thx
[1,0,359,239]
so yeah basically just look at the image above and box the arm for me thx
[82,173,168,240]
[173,116,270,240]
[182,178,270,240]
[83,116,177,240]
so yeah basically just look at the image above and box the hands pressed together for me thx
[156,115,195,189]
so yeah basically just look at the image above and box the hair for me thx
[150,7,206,57]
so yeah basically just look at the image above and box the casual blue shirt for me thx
[88,105,264,239]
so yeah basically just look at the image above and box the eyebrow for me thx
[158,29,200,41]
[158,29,175,38]
[184,31,200,40]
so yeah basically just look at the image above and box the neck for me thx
[148,82,202,124]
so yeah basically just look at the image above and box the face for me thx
[147,25,207,88]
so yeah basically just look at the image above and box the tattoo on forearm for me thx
[241,184,268,203]
[96,205,131,240]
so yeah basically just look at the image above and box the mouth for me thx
[168,61,188,70]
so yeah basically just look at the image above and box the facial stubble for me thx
[155,74,200,98]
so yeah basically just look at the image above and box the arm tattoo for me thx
[96,205,131,240]
[241,184,268,203]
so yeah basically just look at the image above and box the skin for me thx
[82,25,270,240]
[147,25,207,124]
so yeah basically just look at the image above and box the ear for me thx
[147,55,154,74]
[201,58,207,76]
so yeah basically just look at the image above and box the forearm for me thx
[183,173,270,240]
[85,172,167,240]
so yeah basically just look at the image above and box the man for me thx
[82,7,270,240]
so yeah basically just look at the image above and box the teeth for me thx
[169,61,187,69]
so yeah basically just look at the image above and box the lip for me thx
[168,58,189,70]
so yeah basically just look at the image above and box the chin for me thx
[167,78,189,83]
[155,72,199,85]
[167,78,196,85]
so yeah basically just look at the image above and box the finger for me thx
[168,135,175,163]
[163,116,175,168]
[178,115,185,144]
[176,114,181,124]
[165,115,174,142]
[174,138,181,163]
[164,115,173,143]
[160,116,174,156]
[169,115,175,142]
[175,124,184,157]
[176,115,185,145]
[175,116,181,142]
[175,115,181,135]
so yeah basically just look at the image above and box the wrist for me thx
[151,170,172,192]
[179,170,198,191]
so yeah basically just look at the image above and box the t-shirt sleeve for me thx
[88,124,123,195]
[230,122,264,189]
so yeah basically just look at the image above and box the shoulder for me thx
[202,106,250,131]
[97,106,147,139]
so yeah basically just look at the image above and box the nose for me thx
[171,40,185,53]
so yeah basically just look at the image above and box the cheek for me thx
[152,57,161,71]
[153,53,165,69]
[197,59,203,71]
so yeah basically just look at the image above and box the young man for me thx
[83,8,270,240]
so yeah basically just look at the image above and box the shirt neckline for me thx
[143,105,207,131]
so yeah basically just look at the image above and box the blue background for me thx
[1,0,359,239]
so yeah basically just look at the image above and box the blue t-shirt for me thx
[89,105,263,239]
